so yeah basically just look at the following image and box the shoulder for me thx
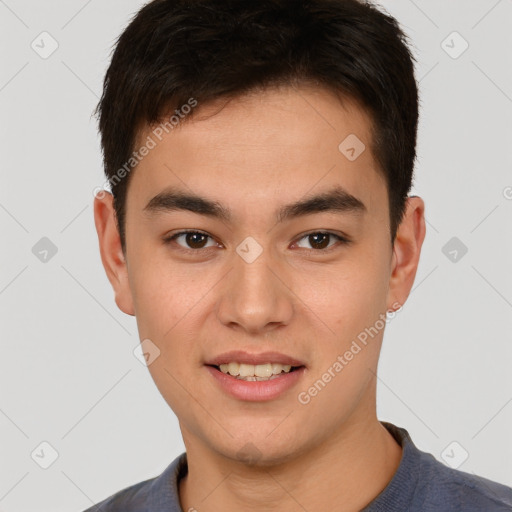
[418,455,512,511]
[81,475,157,512]
[81,452,187,512]
[378,422,512,512]
[410,440,512,511]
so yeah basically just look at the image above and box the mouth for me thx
[206,363,305,381]
[203,351,307,401]
[204,350,307,381]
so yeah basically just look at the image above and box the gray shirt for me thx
[83,422,512,511]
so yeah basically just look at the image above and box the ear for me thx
[387,196,426,311]
[93,191,135,316]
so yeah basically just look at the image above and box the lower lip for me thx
[205,365,306,402]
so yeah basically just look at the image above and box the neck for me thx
[178,403,402,512]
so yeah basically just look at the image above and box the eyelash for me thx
[162,230,351,254]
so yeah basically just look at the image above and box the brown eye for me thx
[308,233,330,249]
[164,231,217,250]
[295,232,349,251]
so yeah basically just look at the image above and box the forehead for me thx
[129,85,387,221]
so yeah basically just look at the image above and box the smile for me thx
[217,362,298,380]
[205,364,306,401]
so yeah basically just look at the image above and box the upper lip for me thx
[205,350,306,367]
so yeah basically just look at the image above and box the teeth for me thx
[218,362,294,379]
[239,363,254,377]
[255,363,272,377]
[228,362,240,376]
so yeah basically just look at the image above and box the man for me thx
[87,0,512,510]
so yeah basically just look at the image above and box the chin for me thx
[210,430,306,468]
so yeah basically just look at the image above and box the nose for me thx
[215,244,294,335]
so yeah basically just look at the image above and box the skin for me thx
[94,84,426,511]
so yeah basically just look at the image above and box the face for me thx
[95,85,425,466]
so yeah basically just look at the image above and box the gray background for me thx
[1,0,511,510]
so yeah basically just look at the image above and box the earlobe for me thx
[386,196,426,311]
[93,191,135,316]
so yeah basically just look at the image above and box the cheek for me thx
[293,258,389,426]
[128,253,171,336]
[127,243,207,336]
[302,254,389,346]
[126,249,221,383]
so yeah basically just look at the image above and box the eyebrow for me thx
[143,185,366,223]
